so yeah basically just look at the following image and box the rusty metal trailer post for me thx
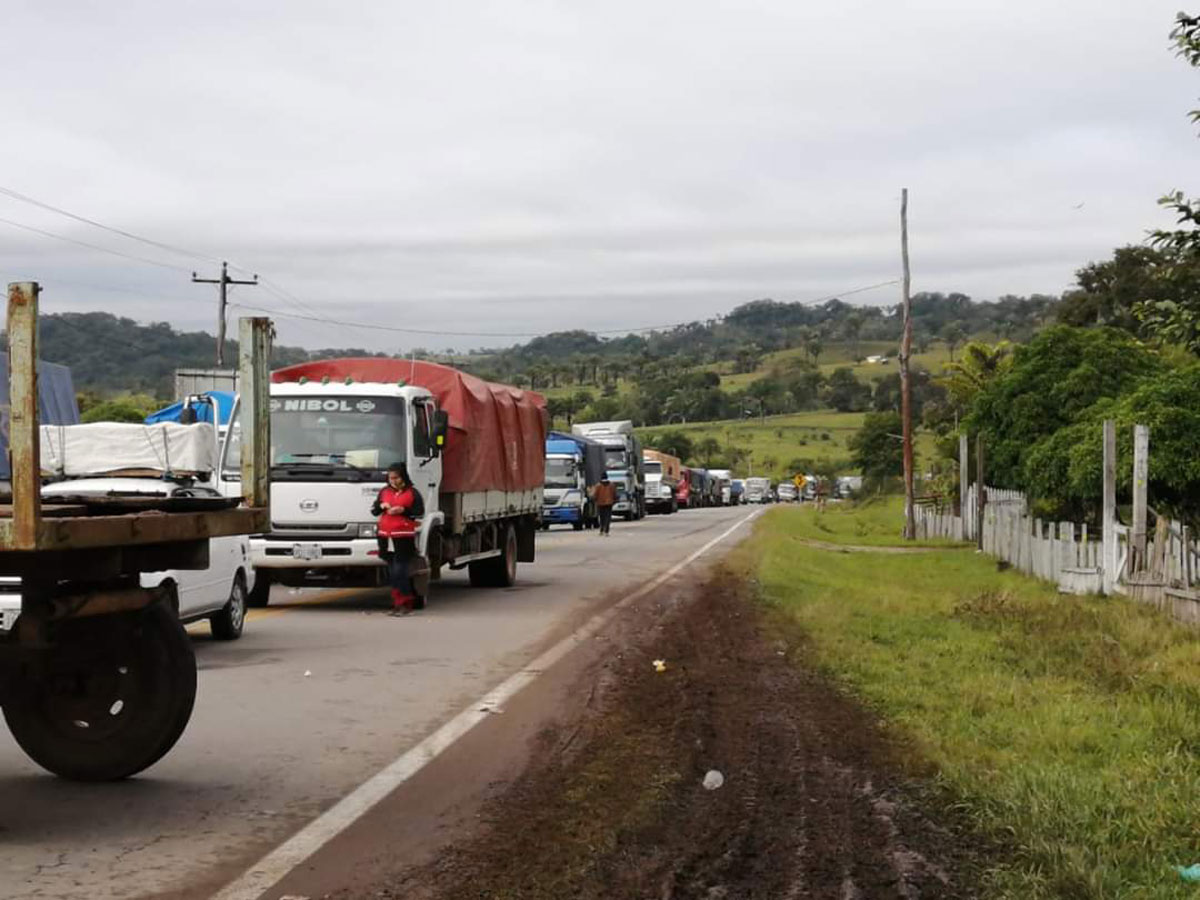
[0,282,271,780]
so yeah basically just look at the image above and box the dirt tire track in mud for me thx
[338,567,984,900]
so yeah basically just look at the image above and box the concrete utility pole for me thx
[899,188,915,539]
[192,261,258,366]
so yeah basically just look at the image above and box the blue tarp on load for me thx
[0,353,80,479]
[145,391,236,427]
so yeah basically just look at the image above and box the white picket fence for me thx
[915,485,1200,623]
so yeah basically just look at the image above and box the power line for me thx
[0,214,195,274]
[0,184,220,264]
[228,278,902,341]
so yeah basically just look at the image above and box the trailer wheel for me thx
[468,524,518,588]
[246,570,272,608]
[2,602,197,781]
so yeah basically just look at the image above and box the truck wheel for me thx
[468,525,518,588]
[246,570,272,608]
[209,572,247,641]
[573,520,584,531]
[670,499,678,514]
[2,602,197,781]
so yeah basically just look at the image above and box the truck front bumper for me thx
[542,506,583,525]
[250,536,385,570]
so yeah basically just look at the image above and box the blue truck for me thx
[542,431,606,530]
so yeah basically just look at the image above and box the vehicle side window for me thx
[412,401,434,458]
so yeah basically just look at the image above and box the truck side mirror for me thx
[432,410,449,453]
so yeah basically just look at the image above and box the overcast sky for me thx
[1,1,1195,352]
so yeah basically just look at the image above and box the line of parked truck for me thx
[0,340,841,780]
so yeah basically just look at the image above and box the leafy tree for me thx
[1133,14,1200,353]
[1024,361,1200,521]
[967,326,1157,490]
[849,412,904,480]
[940,320,969,362]
[643,429,694,462]
[696,437,721,467]
[823,367,872,413]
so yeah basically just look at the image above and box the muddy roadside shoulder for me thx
[358,563,988,900]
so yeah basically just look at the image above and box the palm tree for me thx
[938,340,1012,411]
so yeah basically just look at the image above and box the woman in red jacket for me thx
[373,463,423,615]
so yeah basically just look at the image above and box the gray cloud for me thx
[0,0,1194,351]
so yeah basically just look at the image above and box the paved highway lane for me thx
[0,505,755,900]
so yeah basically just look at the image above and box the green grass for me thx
[639,411,939,480]
[780,495,966,547]
[738,506,1200,899]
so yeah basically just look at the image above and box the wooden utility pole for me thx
[192,261,258,366]
[899,188,915,539]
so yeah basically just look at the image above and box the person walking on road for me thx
[373,462,425,615]
[591,474,618,536]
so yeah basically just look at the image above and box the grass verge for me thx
[735,505,1200,898]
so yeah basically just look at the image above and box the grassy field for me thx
[638,410,939,479]
[737,504,1200,898]
[778,495,965,547]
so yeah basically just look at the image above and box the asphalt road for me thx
[0,505,755,900]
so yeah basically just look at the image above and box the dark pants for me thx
[378,536,415,600]
[598,505,613,534]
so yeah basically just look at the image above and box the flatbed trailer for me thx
[0,283,271,780]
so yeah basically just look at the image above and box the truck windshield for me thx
[603,447,627,469]
[545,458,577,488]
[270,396,406,479]
[643,461,662,475]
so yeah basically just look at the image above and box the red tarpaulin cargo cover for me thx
[272,359,547,494]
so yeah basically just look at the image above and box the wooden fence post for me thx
[1102,419,1117,594]
[1131,424,1149,575]
[975,435,985,550]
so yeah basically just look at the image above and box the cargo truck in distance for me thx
[707,468,734,506]
[246,359,546,603]
[570,420,645,520]
[642,449,680,514]
[744,476,773,504]
[542,431,605,530]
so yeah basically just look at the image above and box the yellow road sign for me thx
[793,474,806,489]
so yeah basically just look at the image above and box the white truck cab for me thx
[237,381,443,596]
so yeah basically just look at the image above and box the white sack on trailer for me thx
[40,423,217,477]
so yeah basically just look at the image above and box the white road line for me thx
[211,508,763,900]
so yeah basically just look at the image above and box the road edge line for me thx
[211,509,763,900]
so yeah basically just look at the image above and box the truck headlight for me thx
[358,523,378,538]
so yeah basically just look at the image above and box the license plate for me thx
[0,610,18,631]
[291,543,323,561]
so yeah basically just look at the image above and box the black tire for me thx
[246,569,271,608]
[2,602,197,781]
[468,524,518,588]
[573,520,584,531]
[669,499,678,514]
[209,571,247,641]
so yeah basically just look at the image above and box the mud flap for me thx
[516,518,536,563]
